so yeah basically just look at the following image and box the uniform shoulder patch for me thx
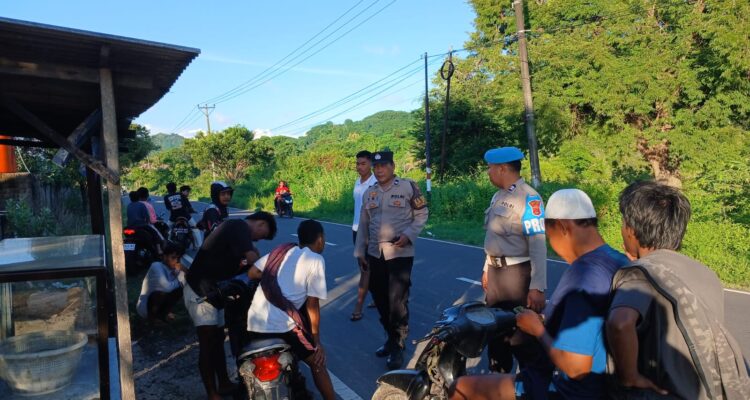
[522,194,545,236]
[408,180,428,210]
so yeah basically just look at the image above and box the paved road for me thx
[140,196,750,399]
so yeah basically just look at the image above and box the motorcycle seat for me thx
[238,338,290,360]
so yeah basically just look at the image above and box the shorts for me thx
[183,283,225,327]
[514,368,559,400]
[249,329,316,361]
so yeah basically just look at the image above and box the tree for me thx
[120,124,158,170]
[183,125,272,185]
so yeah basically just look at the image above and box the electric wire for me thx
[213,0,398,105]
[204,0,377,104]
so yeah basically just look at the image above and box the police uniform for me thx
[353,151,428,366]
[483,147,547,373]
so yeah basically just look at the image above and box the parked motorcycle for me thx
[169,216,195,250]
[371,302,516,400]
[195,278,311,399]
[123,216,169,276]
[278,193,294,218]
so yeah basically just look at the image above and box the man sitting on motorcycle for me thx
[184,211,277,400]
[135,187,165,256]
[274,180,291,215]
[179,185,202,248]
[450,189,629,400]
[246,219,335,400]
[198,181,233,237]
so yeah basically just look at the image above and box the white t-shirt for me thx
[352,174,377,231]
[136,261,185,318]
[246,246,327,333]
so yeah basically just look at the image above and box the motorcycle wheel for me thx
[371,383,408,400]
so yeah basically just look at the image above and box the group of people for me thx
[132,145,749,400]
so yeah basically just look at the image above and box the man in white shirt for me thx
[247,219,334,400]
[136,242,186,324]
[350,150,377,321]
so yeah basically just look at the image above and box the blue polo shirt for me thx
[542,244,629,399]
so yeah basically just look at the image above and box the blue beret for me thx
[484,147,524,164]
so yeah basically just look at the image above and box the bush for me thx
[4,198,55,238]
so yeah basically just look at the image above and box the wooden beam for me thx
[53,109,101,167]
[100,66,135,400]
[0,138,56,148]
[86,137,105,235]
[0,57,153,89]
[0,96,120,184]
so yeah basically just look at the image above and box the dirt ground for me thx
[129,270,240,400]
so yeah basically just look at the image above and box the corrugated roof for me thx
[0,16,200,145]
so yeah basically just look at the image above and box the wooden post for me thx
[99,66,135,400]
[87,137,105,235]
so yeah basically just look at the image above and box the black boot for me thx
[386,346,404,370]
[375,343,390,358]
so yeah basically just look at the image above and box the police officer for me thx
[354,150,429,370]
[482,146,547,373]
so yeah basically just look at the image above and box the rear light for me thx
[123,229,136,235]
[252,354,282,382]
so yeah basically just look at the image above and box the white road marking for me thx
[457,277,482,286]
[725,288,750,296]
[290,233,337,246]
[299,364,363,400]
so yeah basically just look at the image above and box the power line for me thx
[203,0,375,104]
[276,58,440,136]
[213,0,398,105]
[271,57,423,131]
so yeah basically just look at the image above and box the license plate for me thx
[124,243,136,251]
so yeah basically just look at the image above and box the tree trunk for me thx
[636,137,682,187]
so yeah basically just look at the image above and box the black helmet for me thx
[210,181,233,203]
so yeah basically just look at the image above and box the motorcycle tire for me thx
[371,383,408,400]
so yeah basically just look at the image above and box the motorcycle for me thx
[169,216,195,250]
[278,192,294,218]
[123,216,169,276]
[196,278,311,399]
[371,302,516,400]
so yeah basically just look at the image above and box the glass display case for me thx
[0,235,109,399]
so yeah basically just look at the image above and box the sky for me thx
[3,1,476,138]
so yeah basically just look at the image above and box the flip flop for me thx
[367,301,376,308]
[350,312,363,322]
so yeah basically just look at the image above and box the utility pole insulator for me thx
[513,0,542,187]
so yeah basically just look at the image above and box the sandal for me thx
[350,312,363,322]
[367,301,376,308]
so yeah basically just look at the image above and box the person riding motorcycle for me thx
[198,181,233,237]
[274,180,291,215]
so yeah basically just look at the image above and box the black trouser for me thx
[146,288,183,321]
[485,261,537,373]
[367,254,413,350]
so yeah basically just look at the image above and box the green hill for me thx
[151,133,185,152]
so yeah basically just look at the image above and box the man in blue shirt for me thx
[450,189,629,400]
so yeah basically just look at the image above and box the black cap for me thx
[371,151,394,165]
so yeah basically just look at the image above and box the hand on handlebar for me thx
[527,289,545,313]
[516,309,545,338]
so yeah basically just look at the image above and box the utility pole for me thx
[198,104,216,180]
[513,0,542,187]
[423,52,432,200]
[439,50,454,182]
[198,104,215,134]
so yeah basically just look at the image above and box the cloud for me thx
[178,129,202,139]
[252,128,300,139]
[200,53,379,79]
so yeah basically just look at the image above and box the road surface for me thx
[139,196,750,399]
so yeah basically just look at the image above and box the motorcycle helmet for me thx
[210,181,234,204]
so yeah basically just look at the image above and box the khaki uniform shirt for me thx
[354,177,429,260]
[483,178,547,291]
